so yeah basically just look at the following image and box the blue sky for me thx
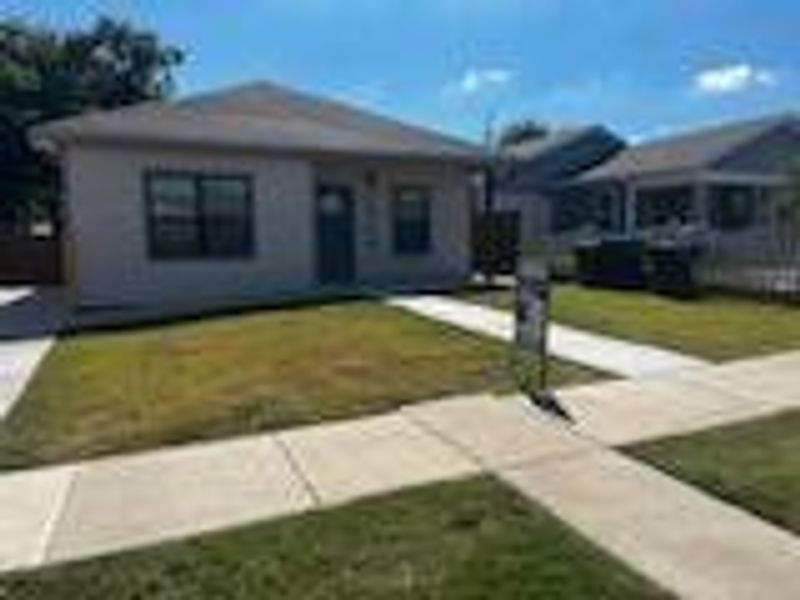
[8,0,800,142]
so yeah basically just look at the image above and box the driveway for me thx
[0,287,65,419]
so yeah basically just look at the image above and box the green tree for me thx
[496,119,548,149]
[0,16,183,232]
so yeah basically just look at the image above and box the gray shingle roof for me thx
[32,81,484,162]
[581,113,799,180]
[498,125,624,186]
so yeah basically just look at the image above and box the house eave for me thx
[32,128,487,167]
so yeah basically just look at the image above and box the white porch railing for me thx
[698,227,800,296]
[541,225,799,297]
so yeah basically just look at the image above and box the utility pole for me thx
[481,112,498,285]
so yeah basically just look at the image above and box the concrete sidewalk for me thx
[557,350,800,445]
[0,287,64,419]
[502,447,800,600]
[387,294,708,378]
[2,353,800,599]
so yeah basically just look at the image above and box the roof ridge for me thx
[710,113,800,168]
[635,112,796,147]
[177,80,481,152]
[31,79,483,161]
[579,111,798,181]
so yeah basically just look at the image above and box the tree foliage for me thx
[496,119,549,149]
[0,16,183,231]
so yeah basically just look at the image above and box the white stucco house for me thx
[32,82,484,310]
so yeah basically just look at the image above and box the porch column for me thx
[693,181,710,229]
[623,183,637,235]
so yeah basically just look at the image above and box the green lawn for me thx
[0,477,670,599]
[0,300,600,470]
[629,410,800,535]
[459,284,800,361]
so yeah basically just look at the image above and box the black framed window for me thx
[635,186,695,228]
[146,172,254,259]
[392,186,432,255]
[709,185,758,231]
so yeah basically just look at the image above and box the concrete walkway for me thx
[558,351,800,445]
[0,287,64,419]
[387,294,709,377]
[502,446,800,600]
[2,352,800,599]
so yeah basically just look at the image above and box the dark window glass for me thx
[146,172,254,259]
[147,174,201,258]
[636,187,694,228]
[549,187,624,234]
[709,186,758,231]
[392,186,432,255]
[199,177,253,256]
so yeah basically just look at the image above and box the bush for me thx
[646,243,700,299]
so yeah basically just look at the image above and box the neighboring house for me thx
[537,113,800,294]
[494,126,625,242]
[32,82,484,309]
[575,113,800,238]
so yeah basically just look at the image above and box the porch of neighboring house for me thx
[536,172,798,295]
[615,171,783,237]
[626,173,797,294]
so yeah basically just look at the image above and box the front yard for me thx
[629,410,800,535]
[460,284,800,361]
[0,300,599,470]
[0,477,670,599]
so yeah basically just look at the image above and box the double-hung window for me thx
[146,172,254,259]
[392,186,432,256]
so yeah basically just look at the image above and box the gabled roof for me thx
[499,125,625,183]
[32,81,484,163]
[581,113,800,181]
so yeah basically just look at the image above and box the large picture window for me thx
[146,172,254,259]
[392,186,432,255]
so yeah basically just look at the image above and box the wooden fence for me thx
[0,236,63,285]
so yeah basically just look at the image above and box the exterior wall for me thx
[65,142,316,308]
[64,142,472,309]
[518,192,549,247]
[313,159,472,287]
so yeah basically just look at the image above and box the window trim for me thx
[144,169,256,261]
[391,184,433,257]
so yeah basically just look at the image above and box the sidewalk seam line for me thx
[400,405,600,475]
[272,434,322,507]
[37,464,80,566]
[399,410,490,472]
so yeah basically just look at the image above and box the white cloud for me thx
[693,63,777,95]
[448,68,515,96]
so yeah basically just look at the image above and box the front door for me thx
[316,184,356,285]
